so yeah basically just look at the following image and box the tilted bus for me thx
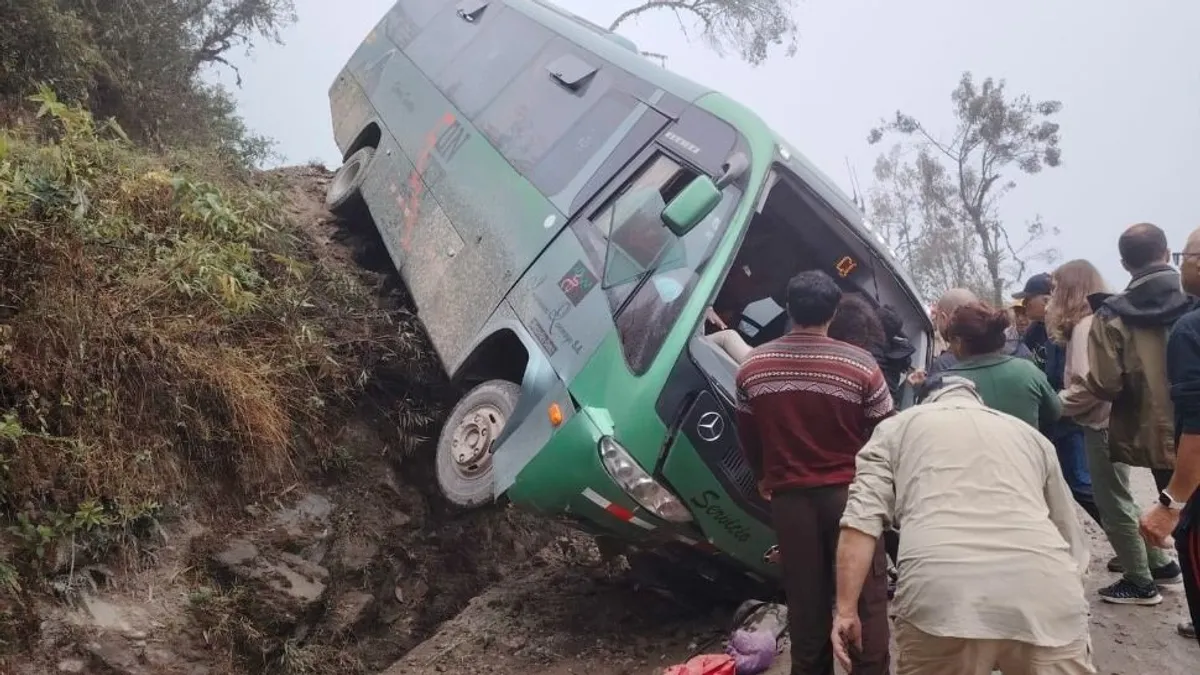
[326,0,932,595]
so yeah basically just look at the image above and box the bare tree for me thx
[868,145,991,302]
[868,72,1063,304]
[608,0,799,66]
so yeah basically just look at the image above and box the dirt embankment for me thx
[0,162,545,673]
[1,163,733,675]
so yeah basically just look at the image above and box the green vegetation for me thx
[0,0,295,166]
[0,91,444,643]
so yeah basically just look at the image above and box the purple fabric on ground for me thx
[724,628,776,675]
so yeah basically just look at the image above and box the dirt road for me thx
[383,470,1196,675]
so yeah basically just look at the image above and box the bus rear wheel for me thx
[435,379,520,509]
[326,146,375,219]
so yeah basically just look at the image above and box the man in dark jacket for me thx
[1140,226,1200,642]
[878,305,916,405]
[1085,222,1188,604]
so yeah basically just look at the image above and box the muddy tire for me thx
[436,379,520,508]
[326,147,374,218]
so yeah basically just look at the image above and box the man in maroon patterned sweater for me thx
[735,270,893,675]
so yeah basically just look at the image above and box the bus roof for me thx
[510,0,713,105]
[513,0,904,281]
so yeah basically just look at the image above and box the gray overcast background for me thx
[213,0,1200,293]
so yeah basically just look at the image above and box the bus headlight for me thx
[598,436,693,523]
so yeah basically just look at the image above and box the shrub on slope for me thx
[0,91,444,603]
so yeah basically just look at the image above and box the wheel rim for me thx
[448,403,505,478]
[330,159,361,202]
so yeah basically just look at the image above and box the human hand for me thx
[764,545,781,565]
[907,369,927,387]
[705,307,727,331]
[1140,503,1181,548]
[831,610,862,673]
[757,479,772,502]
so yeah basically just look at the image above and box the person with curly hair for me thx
[828,293,887,353]
[941,302,1062,430]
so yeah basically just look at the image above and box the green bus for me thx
[326,0,932,594]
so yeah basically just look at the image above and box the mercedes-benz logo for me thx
[696,411,725,442]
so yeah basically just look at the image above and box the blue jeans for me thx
[1054,427,1103,526]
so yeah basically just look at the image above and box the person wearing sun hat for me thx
[1004,299,1028,352]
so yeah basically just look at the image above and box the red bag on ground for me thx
[662,654,737,675]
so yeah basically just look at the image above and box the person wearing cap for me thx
[832,375,1093,674]
[1012,299,1032,338]
[1004,300,1029,354]
[1014,273,1054,370]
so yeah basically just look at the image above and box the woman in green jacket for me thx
[943,302,1062,429]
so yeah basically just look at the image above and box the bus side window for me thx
[406,0,502,82]
[433,7,553,119]
[476,37,613,176]
[527,90,644,205]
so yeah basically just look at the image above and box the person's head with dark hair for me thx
[945,302,1011,358]
[1118,222,1170,272]
[828,294,886,352]
[878,304,904,339]
[785,270,842,330]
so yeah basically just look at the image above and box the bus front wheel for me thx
[435,379,519,508]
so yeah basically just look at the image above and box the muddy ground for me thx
[3,167,1196,675]
[382,471,1198,675]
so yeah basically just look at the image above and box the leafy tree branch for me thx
[867,72,1063,304]
[608,0,799,66]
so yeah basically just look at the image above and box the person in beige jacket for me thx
[832,375,1093,675]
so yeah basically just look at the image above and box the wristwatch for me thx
[1159,490,1186,510]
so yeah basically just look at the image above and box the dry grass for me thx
[0,91,447,585]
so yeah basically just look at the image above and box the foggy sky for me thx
[212,0,1200,293]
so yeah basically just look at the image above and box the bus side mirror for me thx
[662,175,720,236]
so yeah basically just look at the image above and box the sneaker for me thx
[1179,621,1196,639]
[1153,561,1183,586]
[1098,578,1163,605]
[1104,558,1181,584]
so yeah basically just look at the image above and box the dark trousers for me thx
[1053,428,1104,526]
[883,528,900,565]
[772,485,890,675]
[1178,489,1200,645]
